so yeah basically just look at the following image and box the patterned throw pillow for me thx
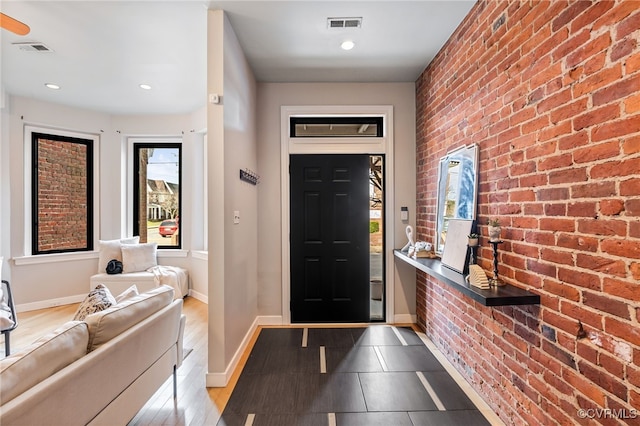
[73,284,116,321]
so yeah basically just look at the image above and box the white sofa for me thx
[0,285,185,426]
[90,267,189,298]
[93,238,189,299]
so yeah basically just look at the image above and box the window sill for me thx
[191,250,208,260]
[14,248,189,265]
[14,251,98,266]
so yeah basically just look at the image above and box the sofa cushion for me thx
[121,242,157,273]
[0,321,89,405]
[97,237,139,274]
[73,284,117,321]
[84,285,174,351]
[115,284,139,303]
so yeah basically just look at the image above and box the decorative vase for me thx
[468,238,479,247]
[488,226,501,242]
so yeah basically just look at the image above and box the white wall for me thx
[2,96,206,309]
[206,10,258,384]
[256,82,417,321]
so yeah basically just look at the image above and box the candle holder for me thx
[489,240,505,287]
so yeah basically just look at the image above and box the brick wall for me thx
[415,1,639,424]
[36,138,89,252]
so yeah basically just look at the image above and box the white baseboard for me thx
[394,313,416,324]
[16,294,85,313]
[257,315,283,326]
[188,289,208,304]
[205,315,284,388]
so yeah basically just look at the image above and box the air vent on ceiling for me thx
[327,17,362,29]
[12,42,53,52]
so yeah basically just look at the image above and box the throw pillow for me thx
[72,284,117,321]
[115,284,139,304]
[121,242,158,273]
[97,237,139,274]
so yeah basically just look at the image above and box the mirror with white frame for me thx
[435,144,479,255]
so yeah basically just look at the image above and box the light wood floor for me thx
[0,296,248,426]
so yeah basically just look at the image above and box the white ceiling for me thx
[1,1,475,115]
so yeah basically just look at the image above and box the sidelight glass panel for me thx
[369,155,384,321]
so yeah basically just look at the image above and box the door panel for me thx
[290,154,370,322]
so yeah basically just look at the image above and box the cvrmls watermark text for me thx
[578,408,638,420]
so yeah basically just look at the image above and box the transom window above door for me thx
[290,116,383,138]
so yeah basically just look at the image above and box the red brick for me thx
[571,181,616,199]
[537,87,572,114]
[560,301,605,330]
[627,51,640,74]
[599,352,624,378]
[567,377,606,413]
[593,1,640,32]
[544,203,567,217]
[540,217,574,232]
[540,248,574,266]
[548,167,587,184]
[577,219,627,237]
[616,10,640,39]
[601,239,640,259]
[620,179,640,198]
[538,153,573,171]
[632,263,640,281]
[622,135,640,155]
[558,131,590,151]
[572,65,622,98]
[599,199,624,216]
[537,187,569,201]
[557,233,598,252]
[592,115,640,143]
[582,291,631,319]
[605,316,640,346]
[573,104,620,131]
[626,199,640,216]
[550,98,588,125]
[626,93,640,114]
[631,221,640,238]
[603,277,640,302]
[552,1,591,33]
[566,32,612,69]
[577,253,627,277]
[567,201,597,217]
[577,341,598,365]
[558,268,601,291]
[593,73,640,107]
[578,360,627,401]
[571,1,615,35]
[614,37,638,67]
[543,279,580,301]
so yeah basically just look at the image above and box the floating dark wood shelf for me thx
[394,250,540,307]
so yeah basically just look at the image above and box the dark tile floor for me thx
[218,326,492,426]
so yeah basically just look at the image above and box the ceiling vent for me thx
[327,17,362,29]
[12,42,53,52]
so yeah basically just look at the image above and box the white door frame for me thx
[280,105,395,324]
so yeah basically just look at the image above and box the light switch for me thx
[233,211,240,224]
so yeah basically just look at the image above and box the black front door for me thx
[290,154,370,322]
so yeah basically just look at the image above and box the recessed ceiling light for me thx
[139,84,152,90]
[341,40,355,51]
[44,83,60,90]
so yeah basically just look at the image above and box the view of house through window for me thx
[31,132,94,255]
[133,143,181,248]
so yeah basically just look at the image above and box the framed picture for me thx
[441,219,473,273]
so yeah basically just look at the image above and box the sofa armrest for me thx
[177,314,186,368]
